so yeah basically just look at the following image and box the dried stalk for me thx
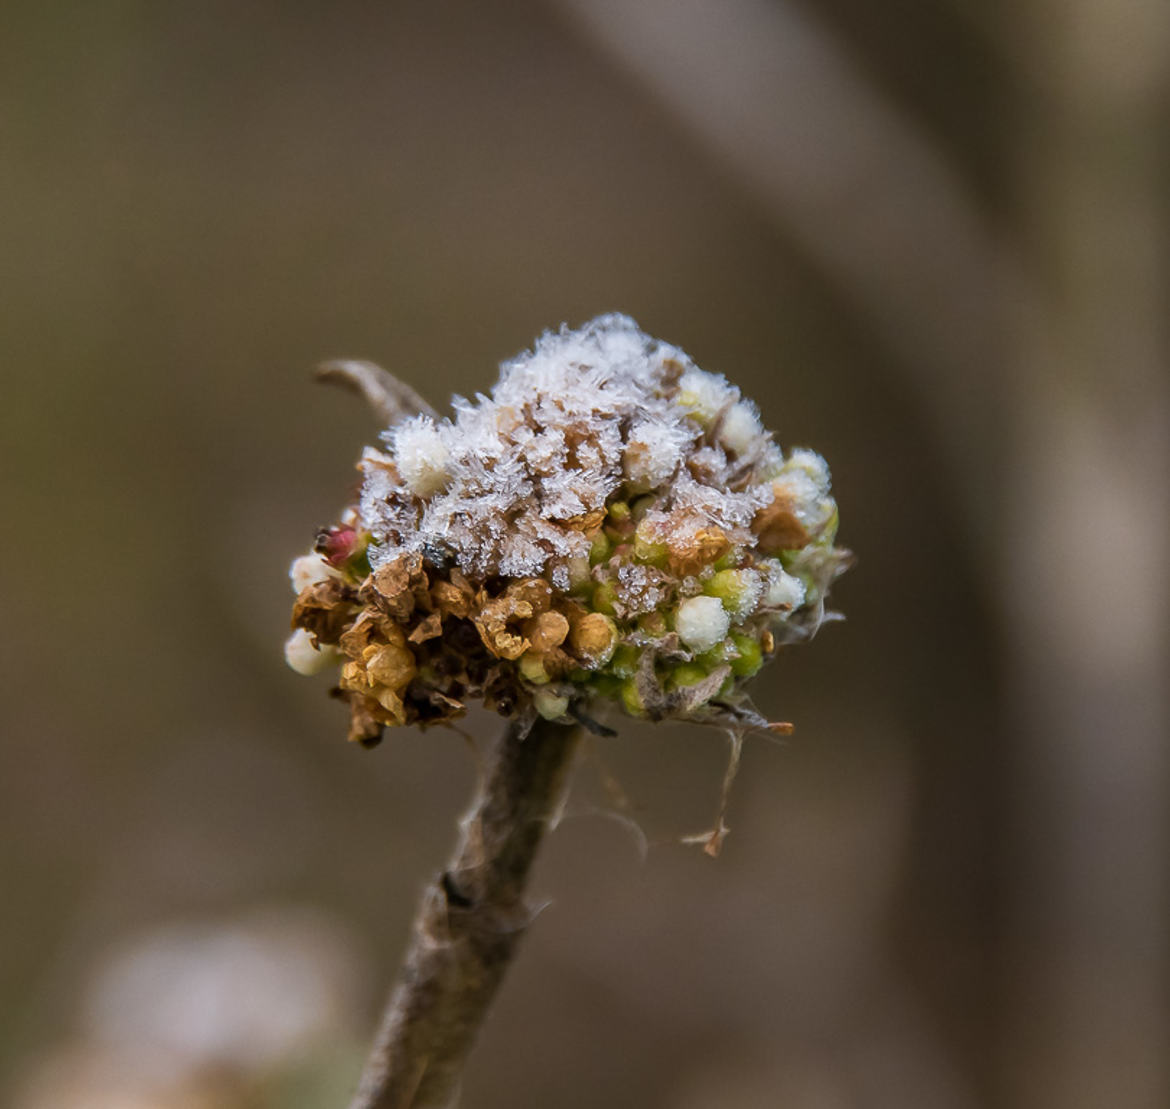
[317,359,439,425]
[347,717,582,1109]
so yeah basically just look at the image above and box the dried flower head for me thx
[288,314,848,745]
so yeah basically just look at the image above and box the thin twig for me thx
[348,717,582,1109]
[316,359,439,426]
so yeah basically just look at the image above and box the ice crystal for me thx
[359,314,778,592]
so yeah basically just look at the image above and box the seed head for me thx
[287,314,848,744]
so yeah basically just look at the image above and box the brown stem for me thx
[347,717,582,1109]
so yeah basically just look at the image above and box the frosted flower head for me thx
[288,315,848,744]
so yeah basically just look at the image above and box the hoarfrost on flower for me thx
[388,417,452,498]
[288,312,849,737]
[359,314,784,583]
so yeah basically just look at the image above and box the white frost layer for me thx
[358,314,802,584]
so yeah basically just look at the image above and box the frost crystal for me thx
[288,314,848,741]
[359,314,776,587]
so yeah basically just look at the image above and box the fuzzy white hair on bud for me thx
[763,562,807,611]
[776,449,835,535]
[676,368,736,426]
[390,416,452,498]
[284,628,340,676]
[289,554,341,593]
[676,595,732,652]
[718,400,765,456]
[623,419,691,488]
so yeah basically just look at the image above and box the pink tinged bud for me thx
[315,525,359,569]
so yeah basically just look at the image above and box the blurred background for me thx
[2,1,1166,1106]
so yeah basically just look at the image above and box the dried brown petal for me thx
[367,552,429,621]
[408,611,444,644]
[567,612,618,667]
[538,645,576,679]
[364,642,417,693]
[291,578,356,645]
[562,508,606,532]
[671,664,731,715]
[477,627,529,661]
[667,525,731,576]
[372,684,408,726]
[338,609,402,660]
[524,611,570,654]
[752,484,811,552]
[507,578,552,615]
[340,659,369,692]
[347,694,384,745]
[431,578,472,619]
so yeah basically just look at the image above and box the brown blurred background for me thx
[2,2,1166,1107]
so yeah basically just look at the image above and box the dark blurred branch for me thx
[348,718,581,1109]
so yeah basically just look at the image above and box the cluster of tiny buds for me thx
[287,315,847,746]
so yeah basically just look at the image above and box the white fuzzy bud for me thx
[717,400,764,456]
[391,417,451,497]
[776,448,835,535]
[677,368,735,425]
[623,419,689,487]
[284,628,340,676]
[676,595,731,652]
[763,562,807,611]
[289,554,341,594]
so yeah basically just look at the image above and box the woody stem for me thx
[347,717,582,1109]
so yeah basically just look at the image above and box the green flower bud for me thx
[728,632,763,678]
[668,662,710,690]
[607,501,631,525]
[533,686,570,720]
[620,678,647,717]
[609,643,640,679]
[592,579,619,616]
[712,548,741,572]
[589,530,612,566]
[633,525,669,567]
[518,652,551,685]
[704,568,763,619]
[567,555,593,593]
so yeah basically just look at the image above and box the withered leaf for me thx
[291,578,356,645]
[367,552,429,621]
[667,525,731,577]
[752,484,810,553]
[364,642,417,693]
[347,694,384,745]
[408,611,444,644]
